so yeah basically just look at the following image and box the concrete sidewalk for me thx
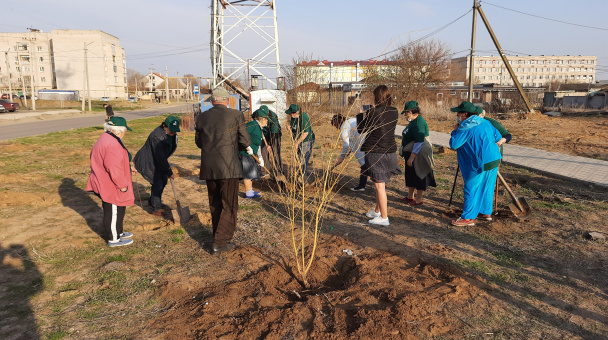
[395,125,608,188]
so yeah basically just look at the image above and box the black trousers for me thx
[206,178,239,247]
[102,201,126,242]
[150,172,168,210]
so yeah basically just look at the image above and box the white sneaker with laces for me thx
[365,209,381,218]
[369,216,390,226]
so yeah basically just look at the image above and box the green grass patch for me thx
[169,228,185,235]
[46,329,70,340]
[491,250,524,268]
[107,254,127,262]
[171,237,182,243]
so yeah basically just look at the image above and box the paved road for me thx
[0,104,192,141]
[396,125,608,188]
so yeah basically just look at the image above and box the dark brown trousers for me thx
[206,178,239,247]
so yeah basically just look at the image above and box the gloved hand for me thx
[258,157,264,168]
[246,146,254,155]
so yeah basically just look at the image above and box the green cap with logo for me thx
[401,100,418,114]
[285,104,300,114]
[108,116,132,131]
[165,116,181,132]
[450,101,483,114]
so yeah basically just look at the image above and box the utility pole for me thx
[5,50,13,100]
[475,3,534,113]
[149,65,154,102]
[84,42,92,111]
[18,50,28,108]
[467,0,478,102]
[29,40,36,111]
[82,43,86,112]
[165,66,169,104]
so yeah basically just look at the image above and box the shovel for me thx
[252,154,289,189]
[169,178,191,225]
[497,172,530,219]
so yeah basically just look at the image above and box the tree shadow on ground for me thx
[0,244,43,340]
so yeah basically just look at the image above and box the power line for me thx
[483,1,608,31]
[365,9,472,61]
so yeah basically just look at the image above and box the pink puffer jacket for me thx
[86,132,134,206]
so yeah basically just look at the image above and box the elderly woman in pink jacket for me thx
[86,117,136,247]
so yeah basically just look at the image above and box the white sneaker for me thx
[369,216,390,226]
[365,209,381,218]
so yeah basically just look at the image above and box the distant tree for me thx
[365,39,451,104]
[126,68,146,93]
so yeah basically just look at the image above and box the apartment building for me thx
[0,29,127,99]
[294,60,394,87]
[450,55,597,87]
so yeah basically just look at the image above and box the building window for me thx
[41,77,45,82]
[18,43,28,51]
[37,46,42,52]
[450,90,456,96]
[473,91,480,99]
[112,56,116,62]
[115,76,118,83]
[39,57,43,62]
[113,65,117,72]
[39,66,44,72]
[461,91,468,99]
[20,55,30,62]
[15,67,20,71]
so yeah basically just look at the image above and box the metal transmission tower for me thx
[210,0,281,91]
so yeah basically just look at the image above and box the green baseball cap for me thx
[253,108,269,119]
[401,100,418,113]
[450,101,482,114]
[108,116,132,131]
[165,116,181,132]
[259,105,269,114]
[285,104,300,114]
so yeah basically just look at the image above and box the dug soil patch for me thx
[149,238,488,339]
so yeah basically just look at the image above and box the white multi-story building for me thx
[295,60,394,87]
[450,55,597,87]
[0,29,127,99]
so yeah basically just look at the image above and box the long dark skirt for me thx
[403,151,437,190]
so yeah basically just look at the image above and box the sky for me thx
[2,0,607,84]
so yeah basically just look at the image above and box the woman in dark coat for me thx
[357,85,401,226]
[134,116,180,215]
[399,100,436,206]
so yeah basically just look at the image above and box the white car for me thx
[0,104,6,113]
[100,97,110,101]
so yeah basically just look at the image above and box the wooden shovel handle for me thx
[170,177,179,201]
[497,171,525,212]
[251,154,271,174]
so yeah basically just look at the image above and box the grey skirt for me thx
[241,154,260,180]
[362,152,401,183]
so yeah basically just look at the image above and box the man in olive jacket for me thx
[195,87,250,254]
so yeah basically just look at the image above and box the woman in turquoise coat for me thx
[449,101,502,227]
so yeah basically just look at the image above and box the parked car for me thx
[127,97,137,102]
[0,104,6,113]
[100,97,110,101]
[0,99,19,112]
[1,94,18,100]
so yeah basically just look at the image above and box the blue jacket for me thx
[449,115,502,181]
